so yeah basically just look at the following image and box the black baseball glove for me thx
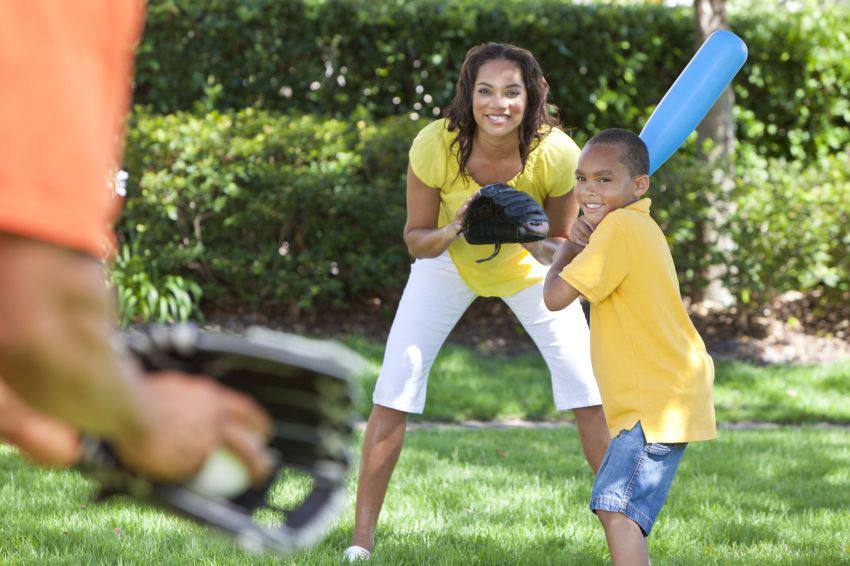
[461,183,549,263]
[77,324,360,555]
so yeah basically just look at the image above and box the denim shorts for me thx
[590,421,686,536]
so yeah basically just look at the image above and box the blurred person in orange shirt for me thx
[0,2,272,484]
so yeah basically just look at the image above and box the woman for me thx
[344,43,609,561]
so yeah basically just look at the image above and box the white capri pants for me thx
[373,252,601,413]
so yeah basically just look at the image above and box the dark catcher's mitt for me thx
[77,324,361,555]
[461,183,549,263]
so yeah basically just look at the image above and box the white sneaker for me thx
[343,545,372,561]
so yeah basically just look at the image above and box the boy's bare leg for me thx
[351,404,408,550]
[573,405,609,473]
[597,510,649,566]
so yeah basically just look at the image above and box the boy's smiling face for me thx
[575,143,649,225]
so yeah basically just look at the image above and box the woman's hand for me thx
[520,192,577,266]
[443,195,474,241]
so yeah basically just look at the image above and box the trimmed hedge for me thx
[723,148,850,308]
[119,109,421,314]
[116,109,849,318]
[113,1,850,321]
[135,0,850,159]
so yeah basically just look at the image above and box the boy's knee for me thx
[596,510,640,531]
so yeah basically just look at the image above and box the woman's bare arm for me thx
[402,164,471,258]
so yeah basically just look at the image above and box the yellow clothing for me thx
[409,118,580,297]
[560,199,716,443]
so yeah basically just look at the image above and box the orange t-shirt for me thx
[0,1,145,257]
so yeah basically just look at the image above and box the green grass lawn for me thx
[1,427,848,564]
[344,337,850,425]
[1,339,847,563]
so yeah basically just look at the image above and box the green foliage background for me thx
[134,1,849,158]
[113,0,850,322]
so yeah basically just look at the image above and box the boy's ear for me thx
[633,174,650,197]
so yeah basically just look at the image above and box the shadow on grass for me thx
[383,427,850,562]
[684,430,850,513]
[346,336,850,426]
[363,531,604,565]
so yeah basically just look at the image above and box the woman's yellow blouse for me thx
[408,118,581,297]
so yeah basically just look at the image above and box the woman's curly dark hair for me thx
[444,42,561,182]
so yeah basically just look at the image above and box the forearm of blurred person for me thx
[0,234,150,444]
[0,235,274,483]
[0,378,81,466]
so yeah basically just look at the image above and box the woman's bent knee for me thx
[371,404,409,420]
[573,404,605,422]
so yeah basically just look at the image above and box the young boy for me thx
[543,128,716,565]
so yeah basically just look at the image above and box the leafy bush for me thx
[722,149,850,307]
[733,3,850,159]
[109,239,203,326]
[645,145,714,299]
[135,0,849,160]
[110,1,850,319]
[117,106,849,316]
[119,108,422,314]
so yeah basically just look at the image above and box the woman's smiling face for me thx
[471,58,527,139]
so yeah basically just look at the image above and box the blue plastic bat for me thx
[640,29,748,175]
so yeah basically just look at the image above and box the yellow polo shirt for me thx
[560,199,716,443]
[409,118,580,297]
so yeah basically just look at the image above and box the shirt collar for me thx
[626,198,651,213]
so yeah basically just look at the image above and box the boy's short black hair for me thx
[586,128,650,177]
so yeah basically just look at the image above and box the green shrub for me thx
[722,149,850,307]
[119,108,423,314]
[135,0,849,160]
[120,107,717,315]
[733,3,850,159]
[109,239,203,326]
[117,107,849,315]
[645,145,714,299]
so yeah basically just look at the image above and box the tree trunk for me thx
[694,0,736,311]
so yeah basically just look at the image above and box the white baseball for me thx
[186,448,251,498]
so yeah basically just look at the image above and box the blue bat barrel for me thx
[640,29,748,175]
